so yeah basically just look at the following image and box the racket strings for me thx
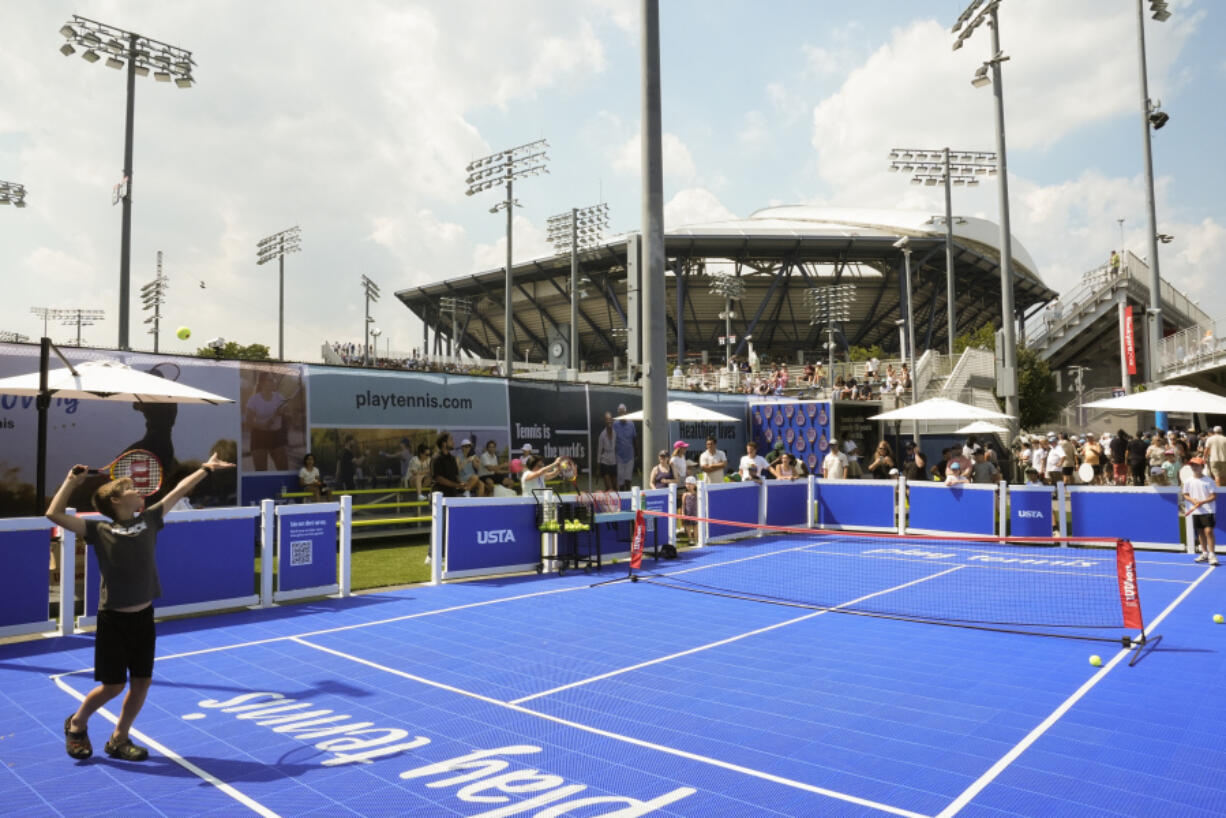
[112,451,163,493]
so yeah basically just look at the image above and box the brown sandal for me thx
[64,715,92,760]
[104,735,149,761]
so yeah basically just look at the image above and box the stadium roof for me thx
[396,205,1056,366]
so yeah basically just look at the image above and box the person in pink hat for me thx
[669,441,694,484]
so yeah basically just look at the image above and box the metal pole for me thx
[724,294,732,371]
[35,337,50,516]
[118,32,138,351]
[504,175,515,377]
[904,249,917,403]
[1136,0,1163,383]
[943,147,956,355]
[988,6,1019,429]
[641,0,668,481]
[363,292,370,366]
[278,251,285,360]
[569,208,579,370]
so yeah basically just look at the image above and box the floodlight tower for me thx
[438,296,472,358]
[0,180,27,208]
[952,0,1018,426]
[1136,0,1172,383]
[140,251,169,352]
[58,15,195,351]
[31,307,106,347]
[708,274,746,372]
[547,203,609,370]
[360,274,380,366]
[464,139,550,378]
[888,147,997,354]
[805,283,855,388]
[256,226,302,361]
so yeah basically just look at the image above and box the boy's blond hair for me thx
[92,477,134,520]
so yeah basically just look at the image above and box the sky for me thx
[0,0,1222,362]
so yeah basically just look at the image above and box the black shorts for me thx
[1193,513,1216,531]
[599,463,617,478]
[94,606,156,684]
[250,426,288,452]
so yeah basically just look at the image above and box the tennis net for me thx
[629,512,1146,646]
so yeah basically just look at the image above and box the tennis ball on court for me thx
[1214,614,1224,624]
[176,326,191,340]
[1089,655,1103,667]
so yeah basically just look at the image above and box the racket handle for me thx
[71,466,103,476]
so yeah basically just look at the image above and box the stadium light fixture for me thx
[58,14,196,351]
[256,226,302,361]
[547,203,609,370]
[951,0,1019,431]
[709,273,747,372]
[0,180,28,208]
[1133,0,1170,382]
[463,138,549,378]
[805,283,856,388]
[360,275,381,366]
[140,251,169,352]
[30,306,106,347]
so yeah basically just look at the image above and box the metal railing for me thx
[1156,319,1226,378]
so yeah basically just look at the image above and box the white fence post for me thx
[339,494,352,597]
[807,474,816,529]
[1057,481,1068,539]
[260,500,275,608]
[429,492,443,585]
[697,482,708,548]
[998,480,1008,537]
[897,477,907,535]
[59,510,76,636]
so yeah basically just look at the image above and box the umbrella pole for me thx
[35,337,50,517]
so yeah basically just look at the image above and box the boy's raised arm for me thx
[152,452,236,513]
[46,466,88,538]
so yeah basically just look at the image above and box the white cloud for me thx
[664,188,737,228]
[737,110,771,152]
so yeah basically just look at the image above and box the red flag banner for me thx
[629,509,646,570]
[1115,539,1144,631]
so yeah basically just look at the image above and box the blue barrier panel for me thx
[1008,487,1054,537]
[640,489,671,536]
[908,482,996,536]
[706,483,759,541]
[765,481,808,528]
[278,511,337,594]
[1214,490,1226,552]
[445,499,539,577]
[1069,487,1182,549]
[815,480,895,531]
[0,526,52,636]
[86,515,259,617]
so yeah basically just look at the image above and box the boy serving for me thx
[46,451,235,761]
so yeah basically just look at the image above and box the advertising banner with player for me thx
[0,343,240,517]
[508,381,595,490]
[586,385,642,492]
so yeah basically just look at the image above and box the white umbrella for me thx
[0,359,231,404]
[954,420,1011,435]
[1082,385,1226,415]
[615,399,739,423]
[869,397,1013,422]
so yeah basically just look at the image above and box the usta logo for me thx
[477,529,516,544]
[1016,510,1044,519]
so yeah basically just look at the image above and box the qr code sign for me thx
[290,539,313,567]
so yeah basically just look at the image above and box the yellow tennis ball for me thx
[1089,655,1103,667]
[176,326,191,340]
[1214,614,1224,624]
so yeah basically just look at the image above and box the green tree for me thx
[195,341,272,361]
[847,344,884,362]
[953,324,997,354]
[1016,345,1059,430]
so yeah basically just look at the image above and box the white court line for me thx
[293,636,929,818]
[935,565,1215,818]
[50,582,593,675]
[512,565,965,705]
[52,676,281,818]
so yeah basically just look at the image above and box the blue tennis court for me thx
[2,532,1224,817]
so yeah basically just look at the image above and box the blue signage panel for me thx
[1009,487,1053,538]
[908,483,996,536]
[816,481,895,530]
[278,512,337,592]
[1070,489,1181,546]
[707,484,759,540]
[85,517,258,615]
[0,529,51,628]
[446,503,540,573]
[307,368,508,429]
[765,481,808,528]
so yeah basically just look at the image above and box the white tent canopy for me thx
[0,359,232,404]
[1082,385,1226,415]
[954,420,1011,435]
[869,397,1013,422]
[615,399,739,423]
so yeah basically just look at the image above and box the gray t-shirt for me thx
[971,460,999,484]
[84,505,165,610]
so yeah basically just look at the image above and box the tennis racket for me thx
[73,449,164,496]
[558,457,577,481]
[271,373,303,417]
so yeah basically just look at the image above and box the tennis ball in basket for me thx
[176,326,191,340]
[1214,614,1224,624]
[1089,655,1103,667]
